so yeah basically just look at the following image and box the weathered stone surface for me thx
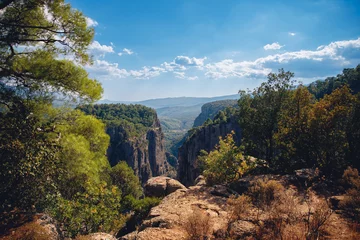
[194,175,206,186]
[106,116,169,184]
[144,176,187,197]
[121,185,230,240]
[229,220,256,238]
[210,185,237,198]
[177,116,242,186]
[330,195,345,209]
[82,232,117,240]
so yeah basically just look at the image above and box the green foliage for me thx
[198,132,253,185]
[308,64,360,99]
[49,183,125,237]
[78,104,157,137]
[110,161,143,199]
[0,89,61,211]
[238,68,296,166]
[193,100,238,127]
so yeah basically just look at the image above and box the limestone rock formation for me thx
[107,116,170,184]
[120,185,230,240]
[177,116,241,186]
[144,176,187,198]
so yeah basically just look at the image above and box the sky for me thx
[68,0,360,101]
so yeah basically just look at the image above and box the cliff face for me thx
[107,117,169,184]
[177,117,241,186]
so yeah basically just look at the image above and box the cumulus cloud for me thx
[129,66,165,79]
[162,56,207,71]
[88,41,114,58]
[289,32,296,36]
[205,37,360,79]
[86,17,98,27]
[86,60,128,79]
[263,42,284,50]
[118,48,134,56]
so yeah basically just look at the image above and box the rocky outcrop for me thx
[144,176,187,197]
[120,185,230,240]
[107,116,170,184]
[177,116,241,186]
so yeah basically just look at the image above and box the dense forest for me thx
[196,65,360,181]
[78,104,157,138]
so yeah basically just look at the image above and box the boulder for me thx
[194,175,206,186]
[229,220,256,238]
[330,195,345,209]
[210,185,237,198]
[81,233,117,240]
[144,176,186,197]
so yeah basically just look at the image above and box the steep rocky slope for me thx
[78,104,170,183]
[106,117,170,183]
[177,116,241,186]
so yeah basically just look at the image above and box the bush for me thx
[247,179,284,209]
[198,132,253,185]
[1,221,54,240]
[184,208,211,240]
[227,195,252,221]
[48,183,125,237]
[340,167,360,221]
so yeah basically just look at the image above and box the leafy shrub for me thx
[198,132,253,185]
[49,183,125,237]
[110,161,143,199]
[184,208,211,240]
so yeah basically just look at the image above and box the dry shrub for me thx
[342,167,360,189]
[227,195,252,221]
[247,179,284,210]
[1,222,54,240]
[304,194,333,240]
[184,208,211,240]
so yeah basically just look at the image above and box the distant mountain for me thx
[97,94,239,109]
[193,100,238,127]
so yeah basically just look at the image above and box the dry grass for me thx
[184,208,211,240]
[0,221,54,240]
[247,179,284,210]
[227,195,252,221]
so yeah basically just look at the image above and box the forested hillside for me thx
[193,100,238,127]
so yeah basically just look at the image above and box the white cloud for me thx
[263,42,284,50]
[118,48,135,56]
[88,41,114,58]
[289,32,296,36]
[205,37,360,79]
[86,60,128,79]
[162,56,207,71]
[174,71,199,80]
[86,17,98,27]
[129,66,165,79]
[123,48,134,55]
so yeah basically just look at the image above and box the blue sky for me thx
[68,0,360,101]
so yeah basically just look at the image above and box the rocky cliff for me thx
[107,117,169,184]
[78,104,170,184]
[177,116,241,186]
